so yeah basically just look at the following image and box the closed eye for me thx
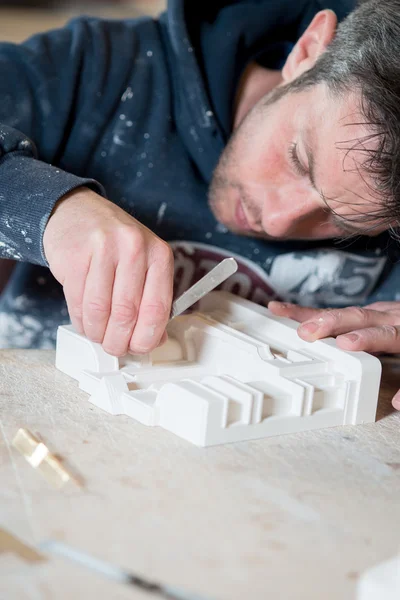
[289,142,309,178]
[289,143,362,236]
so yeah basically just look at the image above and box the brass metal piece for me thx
[12,428,83,489]
[0,528,45,563]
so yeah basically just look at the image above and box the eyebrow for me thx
[303,136,317,191]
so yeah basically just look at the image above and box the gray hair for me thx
[291,0,400,236]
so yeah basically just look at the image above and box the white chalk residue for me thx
[112,134,126,147]
[12,295,32,311]
[156,202,167,226]
[0,311,58,349]
[0,236,22,260]
[215,223,228,234]
[0,312,38,348]
[121,87,133,102]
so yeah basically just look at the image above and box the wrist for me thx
[49,186,93,218]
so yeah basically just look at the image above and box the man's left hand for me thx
[268,300,400,410]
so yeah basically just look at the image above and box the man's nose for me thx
[262,198,321,237]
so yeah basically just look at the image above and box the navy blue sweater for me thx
[0,0,398,321]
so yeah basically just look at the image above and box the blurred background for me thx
[0,1,166,42]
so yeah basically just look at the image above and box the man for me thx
[1,0,400,409]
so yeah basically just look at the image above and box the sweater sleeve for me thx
[0,20,106,266]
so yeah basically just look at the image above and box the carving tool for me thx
[170,257,238,319]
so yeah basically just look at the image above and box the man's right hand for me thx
[43,187,174,357]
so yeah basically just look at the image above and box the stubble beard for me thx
[208,82,292,235]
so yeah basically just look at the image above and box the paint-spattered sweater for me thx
[0,0,398,348]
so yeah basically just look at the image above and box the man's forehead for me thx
[308,90,378,204]
[310,88,370,155]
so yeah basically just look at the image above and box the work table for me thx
[1,349,400,600]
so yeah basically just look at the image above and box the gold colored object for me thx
[12,428,82,489]
[0,527,45,563]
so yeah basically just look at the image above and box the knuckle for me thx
[91,229,108,253]
[142,301,169,324]
[111,301,137,324]
[123,229,146,258]
[323,310,341,326]
[383,325,399,340]
[152,241,174,266]
[87,299,110,319]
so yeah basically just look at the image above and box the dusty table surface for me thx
[1,349,400,600]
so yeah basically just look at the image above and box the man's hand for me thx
[268,300,400,410]
[43,187,173,357]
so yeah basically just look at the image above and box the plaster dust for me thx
[0,311,57,349]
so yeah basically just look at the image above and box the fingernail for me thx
[341,333,359,344]
[392,396,400,410]
[299,321,319,336]
[269,301,292,309]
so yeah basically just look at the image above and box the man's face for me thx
[209,83,392,241]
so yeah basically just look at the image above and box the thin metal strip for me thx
[170,257,238,319]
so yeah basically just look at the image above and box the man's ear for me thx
[282,10,337,82]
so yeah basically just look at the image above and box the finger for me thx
[158,331,168,347]
[391,390,400,411]
[82,252,115,343]
[268,301,322,322]
[336,325,400,354]
[364,301,400,313]
[297,306,396,342]
[131,330,169,355]
[101,258,146,356]
[63,259,90,335]
[129,245,173,354]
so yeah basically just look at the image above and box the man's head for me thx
[209,0,400,241]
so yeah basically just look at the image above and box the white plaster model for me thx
[56,291,382,447]
[357,554,400,600]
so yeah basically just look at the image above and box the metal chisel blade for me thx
[170,257,238,320]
